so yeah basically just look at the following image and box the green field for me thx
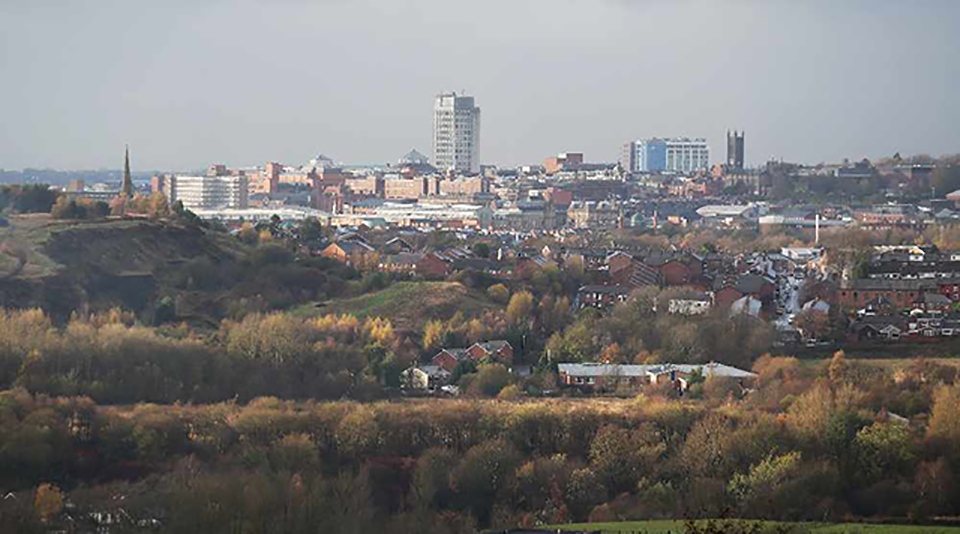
[551,520,960,533]
[293,280,500,330]
[0,213,72,277]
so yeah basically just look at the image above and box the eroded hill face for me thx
[45,219,243,276]
[0,216,246,323]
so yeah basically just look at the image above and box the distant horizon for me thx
[4,148,959,176]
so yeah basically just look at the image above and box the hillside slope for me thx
[0,215,247,321]
[301,281,500,330]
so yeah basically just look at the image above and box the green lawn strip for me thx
[549,521,960,533]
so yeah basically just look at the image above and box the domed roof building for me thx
[399,149,430,166]
[308,154,337,170]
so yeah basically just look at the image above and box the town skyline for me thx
[2,0,959,171]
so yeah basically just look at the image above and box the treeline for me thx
[0,309,415,404]
[0,184,58,214]
[2,355,960,531]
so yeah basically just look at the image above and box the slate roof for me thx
[579,285,632,295]
[475,340,512,353]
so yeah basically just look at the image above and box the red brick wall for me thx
[660,261,692,286]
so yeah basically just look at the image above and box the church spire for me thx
[121,145,133,198]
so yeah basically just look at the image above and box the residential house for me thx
[658,259,693,286]
[838,279,935,310]
[381,236,414,254]
[431,348,468,372]
[378,252,423,274]
[431,340,515,371]
[912,292,953,313]
[668,295,712,315]
[730,295,762,317]
[608,252,660,288]
[516,255,557,278]
[578,285,631,310]
[801,298,831,315]
[417,252,451,277]
[850,316,906,342]
[714,285,745,309]
[321,240,376,265]
[400,365,451,390]
[466,340,514,364]
[735,274,776,304]
[606,251,633,277]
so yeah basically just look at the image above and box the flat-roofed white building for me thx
[166,175,248,210]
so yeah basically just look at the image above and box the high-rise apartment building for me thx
[621,138,709,174]
[433,92,480,174]
[726,130,745,170]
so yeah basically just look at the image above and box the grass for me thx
[797,357,960,373]
[292,280,500,330]
[0,214,250,279]
[794,341,960,362]
[0,213,79,278]
[550,520,960,533]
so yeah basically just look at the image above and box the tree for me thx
[728,451,802,511]
[506,291,535,327]
[451,440,521,525]
[238,224,259,246]
[34,483,63,522]
[680,414,734,479]
[486,284,510,305]
[854,422,916,484]
[471,242,491,259]
[565,467,606,521]
[496,384,522,400]
[471,364,511,397]
[543,321,596,364]
[795,309,830,341]
[148,192,170,218]
[50,196,84,219]
[589,424,663,495]
[423,320,446,353]
[412,447,458,510]
[269,433,320,473]
[927,384,960,458]
[298,217,323,244]
[336,406,380,459]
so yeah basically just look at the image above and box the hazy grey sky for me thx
[1,0,958,171]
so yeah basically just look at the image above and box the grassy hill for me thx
[0,214,248,321]
[296,280,501,330]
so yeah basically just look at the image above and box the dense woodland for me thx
[2,353,960,532]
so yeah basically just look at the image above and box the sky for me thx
[1,0,958,171]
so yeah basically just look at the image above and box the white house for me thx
[400,365,451,390]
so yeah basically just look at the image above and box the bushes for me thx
[0,309,405,403]
[1,389,960,530]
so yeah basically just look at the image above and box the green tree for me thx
[451,439,521,525]
[589,424,663,495]
[471,242,491,259]
[854,422,916,484]
[471,364,511,397]
[486,284,510,305]
[506,291,535,327]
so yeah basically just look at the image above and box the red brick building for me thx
[416,253,450,277]
[659,260,693,286]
